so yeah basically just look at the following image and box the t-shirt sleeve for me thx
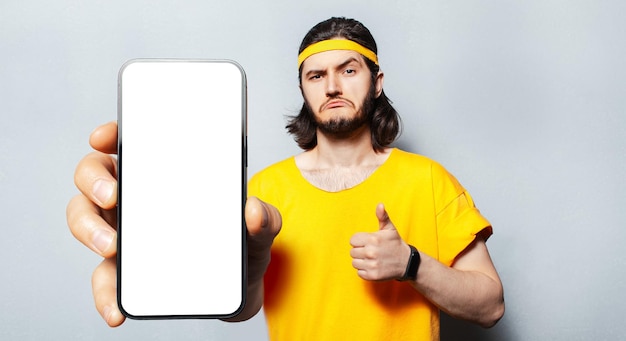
[432,162,492,266]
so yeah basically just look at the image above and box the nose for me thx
[325,74,341,97]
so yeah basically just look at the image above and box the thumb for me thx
[376,203,396,231]
[245,196,282,238]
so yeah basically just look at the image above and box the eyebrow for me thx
[304,56,362,78]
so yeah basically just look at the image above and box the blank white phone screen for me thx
[118,60,246,318]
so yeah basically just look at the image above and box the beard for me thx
[306,85,377,138]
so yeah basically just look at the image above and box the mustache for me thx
[319,96,355,112]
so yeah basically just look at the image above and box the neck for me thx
[312,124,378,168]
[295,126,392,192]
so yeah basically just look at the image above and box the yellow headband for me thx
[297,39,378,69]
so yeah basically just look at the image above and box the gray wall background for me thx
[1,0,624,340]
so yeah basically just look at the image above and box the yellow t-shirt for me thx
[248,148,491,341]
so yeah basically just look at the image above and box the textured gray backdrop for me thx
[1,1,624,340]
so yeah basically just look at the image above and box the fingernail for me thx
[93,179,113,205]
[93,229,114,254]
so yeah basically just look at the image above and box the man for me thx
[67,17,504,340]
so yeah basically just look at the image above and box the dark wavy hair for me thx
[286,17,401,152]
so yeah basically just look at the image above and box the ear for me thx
[374,71,384,98]
[299,83,307,103]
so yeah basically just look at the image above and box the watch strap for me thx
[397,244,420,281]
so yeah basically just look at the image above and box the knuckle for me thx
[367,269,380,280]
[364,247,378,259]
[74,153,98,191]
[66,195,81,223]
[67,196,90,235]
[368,234,381,246]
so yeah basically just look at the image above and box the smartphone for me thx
[117,59,246,319]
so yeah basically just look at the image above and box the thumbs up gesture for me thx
[349,203,412,281]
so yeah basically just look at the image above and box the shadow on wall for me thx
[440,312,514,341]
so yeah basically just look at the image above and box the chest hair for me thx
[300,165,380,192]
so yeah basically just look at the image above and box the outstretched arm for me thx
[350,203,504,328]
[224,197,282,321]
[67,122,281,326]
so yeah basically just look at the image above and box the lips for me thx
[322,99,351,111]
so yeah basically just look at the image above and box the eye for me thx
[309,74,322,80]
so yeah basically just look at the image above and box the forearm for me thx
[410,246,504,327]
[223,196,281,322]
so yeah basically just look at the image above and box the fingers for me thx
[92,258,125,327]
[349,235,409,281]
[349,204,406,281]
[350,242,390,281]
[74,151,118,210]
[349,234,370,261]
[351,259,377,281]
[89,121,118,154]
[67,194,117,258]
[72,121,122,327]
[349,232,369,248]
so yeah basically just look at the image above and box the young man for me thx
[67,17,504,340]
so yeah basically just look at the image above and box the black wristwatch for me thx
[397,244,420,281]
